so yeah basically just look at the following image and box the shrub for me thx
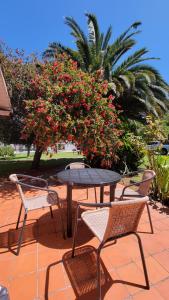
[0,145,14,159]
[114,132,145,172]
[142,115,169,202]
[148,154,169,202]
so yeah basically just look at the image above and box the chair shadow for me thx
[62,245,149,299]
[45,245,149,300]
[45,245,112,300]
[0,208,62,255]
[0,220,39,255]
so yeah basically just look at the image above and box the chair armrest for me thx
[15,180,53,193]
[16,180,62,203]
[75,202,112,221]
[120,182,141,199]
[16,174,48,188]
[120,174,154,199]
[77,201,112,208]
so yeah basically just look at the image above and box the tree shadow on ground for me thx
[0,204,93,254]
[0,157,83,203]
[149,200,169,216]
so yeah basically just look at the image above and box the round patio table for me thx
[56,168,121,237]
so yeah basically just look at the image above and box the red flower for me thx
[67,134,73,141]
[37,107,45,113]
[46,116,52,122]
[108,94,115,100]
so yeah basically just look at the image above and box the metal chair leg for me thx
[49,206,53,218]
[16,204,23,229]
[72,206,80,258]
[86,188,89,199]
[97,244,103,300]
[94,187,97,203]
[134,232,150,289]
[56,202,66,240]
[146,203,154,234]
[17,211,27,256]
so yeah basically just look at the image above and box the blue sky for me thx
[1,0,169,82]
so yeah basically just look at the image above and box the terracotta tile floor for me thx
[1,181,169,299]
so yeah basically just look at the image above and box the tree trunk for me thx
[31,147,43,169]
[27,144,31,157]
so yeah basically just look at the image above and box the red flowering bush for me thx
[23,54,122,167]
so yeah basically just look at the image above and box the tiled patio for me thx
[1,180,169,300]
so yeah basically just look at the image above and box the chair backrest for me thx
[103,198,147,242]
[65,162,91,170]
[9,174,26,206]
[137,169,156,196]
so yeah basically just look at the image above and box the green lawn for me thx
[10,152,83,160]
[0,152,84,178]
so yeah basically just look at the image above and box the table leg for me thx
[100,186,104,203]
[67,184,73,237]
[110,184,116,202]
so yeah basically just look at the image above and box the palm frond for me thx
[42,42,59,59]
[98,33,104,51]
[76,40,91,71]
[135,72,152,84]
[102,26,112,50]
[133,94,158,117]
[123,30,141,41]
[114,48,158,74]
[150,84,169,98]
[140,83,167,114]
[42,42,81,65]
[118,75,131,89]
[65,16,87,43]
[129,64,168,86]
[111,39,136,69]
[112,77,125,96]
[86,13,100,53]
[154,97,167,110]
[115,21,142,43]
[135,69,156,83]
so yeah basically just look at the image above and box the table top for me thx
[56,168,121,187]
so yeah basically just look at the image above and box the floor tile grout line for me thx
[153,276,169,297]
[132,275,169,299]
[47,285,70,297]
[114,259,169,291]
[150,252,169,275]
[132,286,165,300]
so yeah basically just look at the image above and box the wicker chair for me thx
[115,169,156,234]
[65,162,97,203]
[72,198,150,300]
[9,174,65,255]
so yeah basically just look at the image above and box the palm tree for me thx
[43,13,169,119]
